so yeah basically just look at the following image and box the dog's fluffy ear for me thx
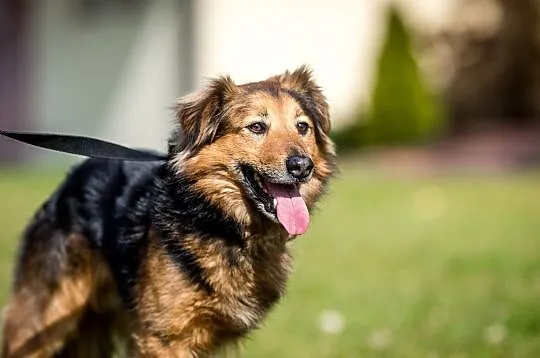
[173,76,238,155]
[271,65,331,134]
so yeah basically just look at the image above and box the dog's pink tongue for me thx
[265,183,309,236]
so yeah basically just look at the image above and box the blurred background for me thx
[1,0,539,357]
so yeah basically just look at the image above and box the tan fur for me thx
[2,66,335,357]
[132,229,291,357]
[2,235,125,358]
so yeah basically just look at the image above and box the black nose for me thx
[286,155,314,179]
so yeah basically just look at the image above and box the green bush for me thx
[330,118,366,151]
[333,5,445,151]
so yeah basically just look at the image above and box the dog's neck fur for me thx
[150,163,291,328]
[154,163,289,263]
[152,163,286,242]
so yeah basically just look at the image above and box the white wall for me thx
[101,1,182,151]
[193,0,455,125]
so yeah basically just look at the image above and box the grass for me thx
[0,164,539,357]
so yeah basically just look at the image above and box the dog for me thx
[1,66,336,358]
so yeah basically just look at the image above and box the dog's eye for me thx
[247,122,267,134]
[296,122,309,135]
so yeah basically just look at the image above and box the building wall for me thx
[30,0,186,154]
[31,0,144,135]
[193,0,455,126]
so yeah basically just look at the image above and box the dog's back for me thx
[2,159,159,358]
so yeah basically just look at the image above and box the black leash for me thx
[0,130,168,162]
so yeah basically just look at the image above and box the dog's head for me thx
[170,66,336,236]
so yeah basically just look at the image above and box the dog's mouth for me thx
[240,165,310,236]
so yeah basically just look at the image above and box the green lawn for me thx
[1,164,539,357]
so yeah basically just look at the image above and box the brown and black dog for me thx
[1,66,336,357]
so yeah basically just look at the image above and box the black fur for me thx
[152,164,244,294]
[22,158,242,308]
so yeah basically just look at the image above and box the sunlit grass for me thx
[0,164,539,357]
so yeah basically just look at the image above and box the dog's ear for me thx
[174,76,238,155]
[271,65,331,134]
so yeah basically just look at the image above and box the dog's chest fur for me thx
[133,229,292,352]
[123,166,293,351]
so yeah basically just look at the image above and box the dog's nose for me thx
[286,155,314,179]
